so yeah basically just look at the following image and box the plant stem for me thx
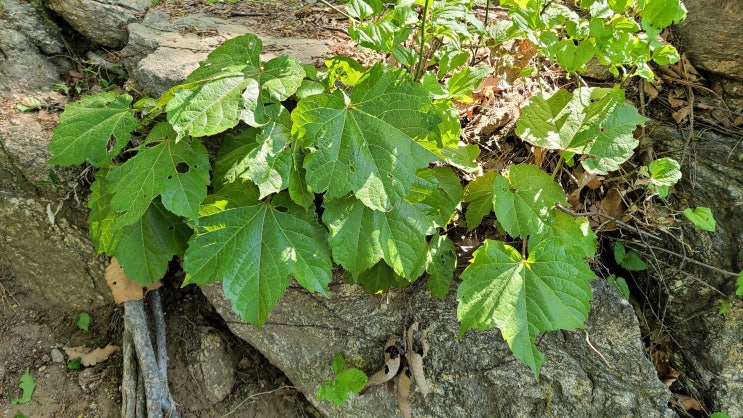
[415,0,431,81]
[471,0,492,66]
[318,0,357,23]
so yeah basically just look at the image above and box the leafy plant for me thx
[316,354,368,405]
[48,0,691,383]
[75,312,91,331]
[683,206,716,232]
[9,368,35,404]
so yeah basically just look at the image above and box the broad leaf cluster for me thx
[48,0,697,384]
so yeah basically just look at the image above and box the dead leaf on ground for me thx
[734,115,743,127]
[673,394,703,411]
[64,344,120,367]
[643,79,659,101]
[105,257,161,304]
[596,188,626,231]
[672,105,692,124]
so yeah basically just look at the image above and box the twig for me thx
[317,0,356,23]
[220,386,298,418]
[554,203,662,241]
[584,330,612,369]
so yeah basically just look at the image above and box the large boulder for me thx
[47,0,150,49]
[673,0,743,111]
[647,125,743,416]
[202,280,674,417]
[121,10,332,97]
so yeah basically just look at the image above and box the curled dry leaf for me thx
[396,365,412,418]
[362,337,402,391]
[105,257,161,304]
[64,344,120,367]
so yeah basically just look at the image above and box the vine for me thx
[47,0,741,413]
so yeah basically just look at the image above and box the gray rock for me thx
[188,327,236,404]
[0,98,111,314]
[1,0,66,56]
[121,10,332,97]
[51,348,65,363]
[674,0,743,81]
[647,125,743,416]
[0,29,62,92]
[47,0,150,49]
[202,280,674,417]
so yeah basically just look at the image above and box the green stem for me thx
[551,155,564,180]
[415,0,431,81]
[318,0,357,23]
[470,0,492,66]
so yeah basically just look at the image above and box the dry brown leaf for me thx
[533,146,547,168]
[362,337,402,392]
[396,365,412,418]
[64,344,120,367]
[668,89,687,108]
[672,105,691,124]
[105,257,161,304]
[642,80,659,100]
[675,394,703,411]
[567,189,582,210]
[733,115,743,127]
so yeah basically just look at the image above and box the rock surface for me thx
[189,327,236,404]
[121,10,333,97]
[648,125,743,416]
[202,280,674,417]
[47,0,150,49]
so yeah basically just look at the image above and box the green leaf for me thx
[516,87,648,174]
[647,157,681,198]
[106,122,210,227]
[76,312,91,331]
[531,210,597,259]
[457,238,594,377]
[607,0,631,13]
[493,164,567,238]
[213,128,260,188]
[88,170,120,254]
[441,143,481,173]
[10,368,35,404]
[607,275,630,299]
[447,66,493,101]
[332,353,345,374]
[322,195,429,280]
[407,167,463,230]
[260,56,305,102]
[556,39,594,72]
[326,56,367,87]
[652,44,680,65]
[639,0,687,31]
[336,368,368,392]
[426,235,457,299]
[67,357,82,370]
[48,92,135,167]
[709,412,731,418]
[463,172,496,230]
[356,261,409,294]
[184,191,331,327]
[292,64,440,211]
[114,201,191,285]
[167,74,253,139]
[614,242,648,271]
[737,271,743,297]
[683,207,716,232]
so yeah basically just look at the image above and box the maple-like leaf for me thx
[292,64,440,211]
[457,238,594,377]
[184,190,331,326]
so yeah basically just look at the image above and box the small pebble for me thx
[51,348,65,363]
[38,366,47,372]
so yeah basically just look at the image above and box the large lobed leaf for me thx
[292,63,441,211]
[48,92,136,167]
[457,238,595,377]
[183,188,331,326]
[516,87,648,174]
[106,122,210,227]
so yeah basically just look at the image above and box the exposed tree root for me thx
[121,289,180,418]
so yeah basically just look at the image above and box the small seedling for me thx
[9,368,35,404]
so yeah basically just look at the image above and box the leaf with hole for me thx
[48,92,136,167]
[425,235,457,299]
[106,122,210,227]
